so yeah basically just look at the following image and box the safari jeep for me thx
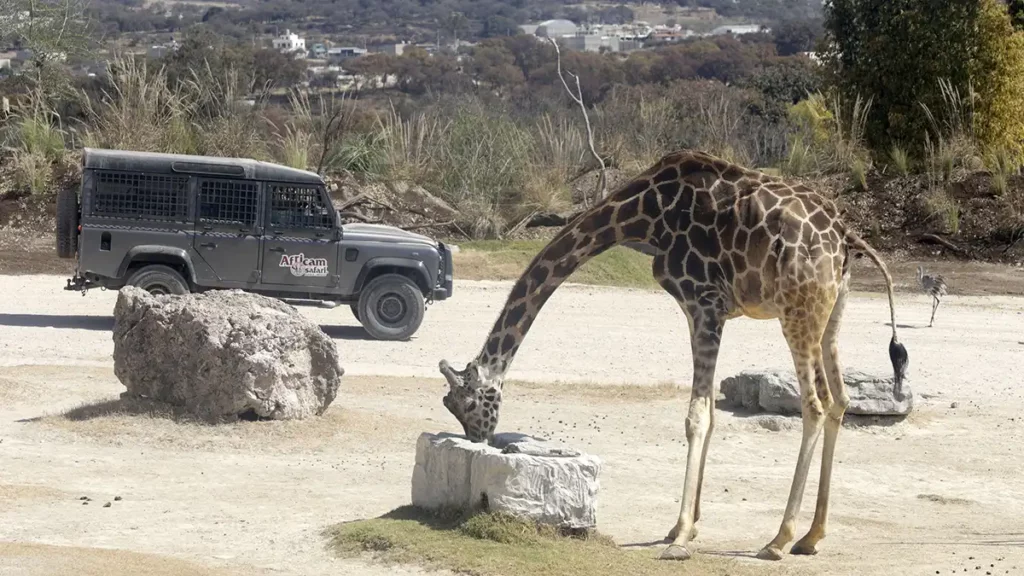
[56,148,454,341]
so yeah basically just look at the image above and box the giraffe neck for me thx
[473,193,653,380]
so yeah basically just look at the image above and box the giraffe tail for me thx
[843,227,910,397]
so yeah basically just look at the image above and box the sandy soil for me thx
[2,274,1024,575]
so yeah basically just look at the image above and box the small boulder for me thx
[411,432,601,529]
[113,287,343,422]
[720,369,913,416]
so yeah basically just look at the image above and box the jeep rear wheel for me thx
[357,274,425,341]
[349,303,360,321]
[126,264,190,296]
[56,184,79,259]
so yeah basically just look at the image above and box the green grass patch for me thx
[325,506,776,576]
[453,240,659,290]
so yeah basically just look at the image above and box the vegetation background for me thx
[1,0,1024,266]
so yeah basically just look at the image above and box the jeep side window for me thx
[90,171,189,221]
[197,179,259,228]
[268,184,333,230]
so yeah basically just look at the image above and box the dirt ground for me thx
[2,274,1024,576]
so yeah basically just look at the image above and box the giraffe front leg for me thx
[661,314,723,561]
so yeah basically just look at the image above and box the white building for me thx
[273,29,307,55]
[533,19,578,38]
[709,24,769,36]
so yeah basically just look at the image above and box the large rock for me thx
[720,369,914,416]
[113,287,343,422]
[411,432,601,529]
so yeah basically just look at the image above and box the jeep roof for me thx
[81,148,324,185]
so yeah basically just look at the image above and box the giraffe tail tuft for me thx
[888,335,909,398]
[843,226,910,397]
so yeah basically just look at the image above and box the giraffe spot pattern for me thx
[459,150,869,446]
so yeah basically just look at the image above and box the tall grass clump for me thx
[4,87,68,195]
[432,100,534,237]
[81,53,271,160]
[80,54,197,154]
[785,91,873,180]
[373,102,445,183]
[919,78,982,184]
[889,144,910,176]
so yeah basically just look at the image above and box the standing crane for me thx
[917,265,948,327]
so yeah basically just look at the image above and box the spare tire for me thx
[56,184,79,259]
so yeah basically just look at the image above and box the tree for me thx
[745,55,822,120]
[1009,0,1024,30]
[772,18,822,56]
[468,40,525,94]
[821,0,981,153]
[971,0,1024,157]
[0,0,93,95]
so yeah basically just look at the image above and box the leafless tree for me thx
[549,37,605,208]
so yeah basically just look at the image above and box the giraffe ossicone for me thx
[437,148,909,561]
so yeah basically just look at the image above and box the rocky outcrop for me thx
[112,287,343,422]
[720,369,914,416]
[411,432,601,529]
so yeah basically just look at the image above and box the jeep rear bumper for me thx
[65,273,102,293]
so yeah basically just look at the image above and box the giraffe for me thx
[439,149,909,562]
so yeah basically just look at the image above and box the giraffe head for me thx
[439,359,503,444]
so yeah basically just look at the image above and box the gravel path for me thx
[2,274,1024,576]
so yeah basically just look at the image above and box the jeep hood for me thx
[341,223,438,247]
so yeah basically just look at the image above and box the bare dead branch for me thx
[335,191,369,212]
[549,37,605,208]
[505,209,539,239]
[918,233,971,257]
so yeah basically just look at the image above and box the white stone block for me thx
[410,432,602,529]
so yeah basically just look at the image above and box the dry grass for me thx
[453,240,658,290]
[505,379,685,402]
[0,483,70,505]
[0,542,236,576]
[923,188,962,234]
[34,397,426,454]
[325,506,794,576]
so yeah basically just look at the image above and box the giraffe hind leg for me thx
[792,284,850,556]
[661,310,723,561]
[757,307,831,561]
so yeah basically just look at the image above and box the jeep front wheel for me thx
[125,264,190,296]
[356,273,425,341]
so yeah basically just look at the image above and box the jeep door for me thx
[192,177,262,286]
[259,182,339,291]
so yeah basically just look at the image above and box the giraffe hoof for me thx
[756,546,784,561]
[790,541,818,556]
[659,544,692,561]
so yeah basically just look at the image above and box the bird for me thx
[916,265,948,327]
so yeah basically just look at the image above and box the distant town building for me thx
[560,35,642,53]
[273,29,307,55]
[369,42,408,57]
[709,24,768,36]
[327,47,367,63]
[532,19,578,38]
